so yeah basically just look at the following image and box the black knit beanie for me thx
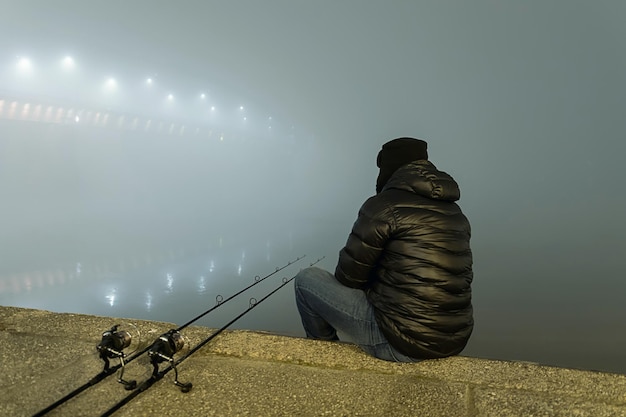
[376,137,428,193]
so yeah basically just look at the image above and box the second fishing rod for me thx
[32,255,306,417]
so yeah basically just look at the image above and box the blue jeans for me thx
[294,266,419,363]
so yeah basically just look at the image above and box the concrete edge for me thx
[2,305,625,408]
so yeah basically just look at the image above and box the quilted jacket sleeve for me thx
[335,195,394,289]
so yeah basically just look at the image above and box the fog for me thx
[1,1,625,374]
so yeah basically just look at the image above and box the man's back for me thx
[295,137,473,362]
[336,160,473,359]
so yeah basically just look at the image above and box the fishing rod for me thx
[32,255,306,417]
[175,254,305,332]
[100,256,325,417]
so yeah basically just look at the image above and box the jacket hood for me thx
[382,160,461,202]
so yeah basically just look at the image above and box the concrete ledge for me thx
[1,306,625,416]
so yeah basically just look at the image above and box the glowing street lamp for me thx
[103,77,118,92]
[16,57,33,74]
[61,56,75,70]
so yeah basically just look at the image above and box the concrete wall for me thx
[1,306,625,416]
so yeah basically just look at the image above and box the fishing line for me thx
[32,255,306,417]
[100,256,325,417]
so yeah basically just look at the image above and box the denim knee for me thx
[295,267,328,288]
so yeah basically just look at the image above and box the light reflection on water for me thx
[0,228,327,338]
[1,227,625,375]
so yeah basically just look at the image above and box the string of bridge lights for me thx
[1,54,291,139]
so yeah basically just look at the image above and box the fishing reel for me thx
[96,324,141,390]
[148,329,192,393]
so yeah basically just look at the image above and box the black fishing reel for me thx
[97,324,140,390]
[98,326,131,359]
[148,329,192,393]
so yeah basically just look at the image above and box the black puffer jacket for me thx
[335,160,473,359]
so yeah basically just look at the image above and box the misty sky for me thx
[1,1,625,374]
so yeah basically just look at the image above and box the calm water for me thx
[2,223,625,376]
[0,226,323,336]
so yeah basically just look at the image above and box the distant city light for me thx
[16,57,33,74]
[61,56,75,70]
[0,52,294,139]
[104,77,117,91]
